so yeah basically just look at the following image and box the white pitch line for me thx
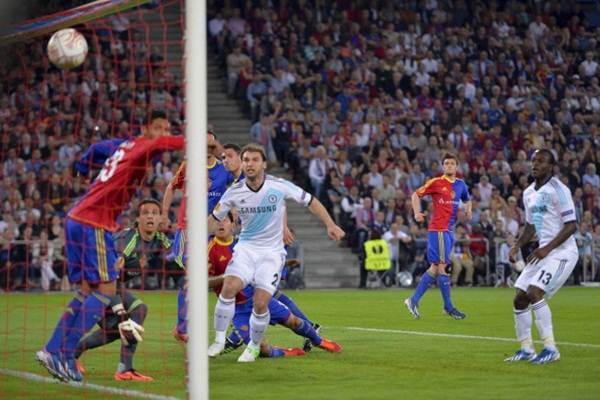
[0,368,182,400]
[344,327,600,349]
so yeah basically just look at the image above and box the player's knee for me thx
[526,286,544,304]
[283,315,301,330]
[441,263,453,276]
[513,289,529,309]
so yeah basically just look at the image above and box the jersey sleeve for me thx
[155,136,185,152]
[555,183,577,224]
[460,181,471,202]
[416,178,437,198]
[280,177,312,206]
[212,186,234,221]
[75,138,126,176]
[171,161,186,190]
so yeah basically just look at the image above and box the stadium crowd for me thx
[210,0,600,285]
[1,0,600,291]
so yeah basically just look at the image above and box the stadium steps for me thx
[205,54,360,289]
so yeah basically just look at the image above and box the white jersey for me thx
[213,174,312,249]
[523,177,577,253]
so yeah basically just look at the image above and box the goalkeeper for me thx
[74,198,174,381]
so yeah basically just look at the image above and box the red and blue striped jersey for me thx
[416,175,470,232]
[207,235,248,305]
[69,136,184,231]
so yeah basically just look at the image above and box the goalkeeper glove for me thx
[117,310,145,346]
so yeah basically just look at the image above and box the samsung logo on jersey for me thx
[438,199,460,205]
[533,205,548,213]
[238,205,277,214]
[208,192,221,197]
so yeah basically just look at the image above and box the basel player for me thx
[504,149,578,364]
[163,131,232,341]
[404,152,472,320]
[74,198,174,381]
[207,144,345,362]
[35,111,184,382]
[209,211,337,358]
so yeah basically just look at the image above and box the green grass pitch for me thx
[1,287,599,399]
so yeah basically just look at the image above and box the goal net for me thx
[0,1,192,398]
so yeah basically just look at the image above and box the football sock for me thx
[514,306,535,353]
[292,318,321,345]
[438,274,454,310]
[64,291,112,359]
[249,309,270,349]
[214,294,235,343]
[46,291,87,353]
[273,291,312,325]
[532,299,556,351]
[267,346,285,358]
[176,288,187,334]
[411,271,435,304]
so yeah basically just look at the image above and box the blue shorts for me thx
[427,231,454,265]
[172,228,187,266]
[65,218,119,284]
[228,296,292,345]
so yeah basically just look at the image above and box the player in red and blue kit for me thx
[405,152,472,320]
[164,131,233,341]
[208,212,340,357]
[35,111,184,382]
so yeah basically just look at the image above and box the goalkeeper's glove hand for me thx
[116,310,145,346]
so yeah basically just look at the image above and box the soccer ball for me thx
[47,28,88,69]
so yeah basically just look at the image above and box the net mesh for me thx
[0,1,188,398]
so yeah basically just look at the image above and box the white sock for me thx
[214,295,235,343]
[514,306,535,353]
[249,310,270,349]
[532,299,557,351]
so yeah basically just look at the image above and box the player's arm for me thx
[161,182,176,228]
[463,200,472,220]
[208,264,224,288]
[526,221,577,265]
[307,197,345,242]
[208,213,221,235]
[510,222,536,262]
[411,191,426,222]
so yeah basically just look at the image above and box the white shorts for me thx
[514,248,578,299]
[223,242,286,295]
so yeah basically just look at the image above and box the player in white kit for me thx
[505,149,578,364]
[207,144,345,362]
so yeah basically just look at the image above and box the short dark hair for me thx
[222,142,241,154]
[139,198,161,215]
[533,149,556,165]
[442,152,458,163]
[146,110,168,125]
[207,128,218,141]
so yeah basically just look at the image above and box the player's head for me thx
[221,142,242,174]
[531,149,555,181]
[240,144,267,179]
[142,110,171,139]
[136,198,161,233]
[215,211,236,240]
[441,152,458,177]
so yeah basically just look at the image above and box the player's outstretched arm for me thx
[307,197,345,242]
[161,182,175,228]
